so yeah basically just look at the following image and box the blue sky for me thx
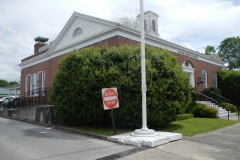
[0,0,240,81]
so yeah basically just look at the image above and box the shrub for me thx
[51,45,193,128]
[218,70,240,106]
[176,114,194,121]
[193,103,217,118]
[220,102,237,113]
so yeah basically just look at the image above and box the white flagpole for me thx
[140,0,148,131]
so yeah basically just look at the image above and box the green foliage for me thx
[202,87,222,102]
[51,45,193,128]
[176,114,194,121]
[8,81,19,86]
[0,79,8,87]
[204,45,216,55]
[218,36,240,70]
[218,70,240,106]
[220,102,237,113]
[185,88,197,113]
[0,79,19,87]
[193,103,217,118]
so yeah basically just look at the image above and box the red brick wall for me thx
[21,35,222,96]
[173,53,221,91]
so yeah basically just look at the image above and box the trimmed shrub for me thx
[218,70,240,106]
[220,102,237,113]
[193,103,217,118]
[51,45,193,128]
[176,114,194,121]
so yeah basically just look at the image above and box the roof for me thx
[19,11,224,68]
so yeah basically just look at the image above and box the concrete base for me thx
[109,131,182,147]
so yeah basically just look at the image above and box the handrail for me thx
[210,91,232,103]
[197,92,219,104]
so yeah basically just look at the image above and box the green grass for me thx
[161,118,239,136]
[70,118,238,137]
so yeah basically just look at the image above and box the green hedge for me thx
[220,102,237,113]
[51,45,193,128]
[218,70,240,106]
[176,114,194,121]
[193,103,217,118]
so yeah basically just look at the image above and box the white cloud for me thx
[0,0,240,81]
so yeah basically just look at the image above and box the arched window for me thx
[152,20,156,32]
[144,20,147,31]
[182,61,195,87]
[72,27,83,37]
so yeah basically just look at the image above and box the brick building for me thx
[19,11,224,97]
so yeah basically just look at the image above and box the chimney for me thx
[34,36,49,55]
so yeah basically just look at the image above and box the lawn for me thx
[71,118,239,137]
[161,118,239,136]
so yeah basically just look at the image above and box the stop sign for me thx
[102,88,119,110]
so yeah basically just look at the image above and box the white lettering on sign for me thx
[102,88,119,110]
[178,51,198,59]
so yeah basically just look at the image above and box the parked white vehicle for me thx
[0,96,15,107]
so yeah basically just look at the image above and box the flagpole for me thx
[140,0,148,131]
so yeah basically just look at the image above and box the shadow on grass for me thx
[157,124,184,132]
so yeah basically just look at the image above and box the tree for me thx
[118,16,139,31]
[204,45,216,55]
[51,45,193,128]
[8,81,19,86]
[218,36,240,70]
[0,79,19,87]
[0,79,8,87]
[218,70,240,106]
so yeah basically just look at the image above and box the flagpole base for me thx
[130,129,158,137]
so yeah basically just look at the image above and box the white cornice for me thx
[19,26,224,69]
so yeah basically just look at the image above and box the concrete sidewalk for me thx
[116,122,240,160]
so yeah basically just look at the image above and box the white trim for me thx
[19,24,224,69]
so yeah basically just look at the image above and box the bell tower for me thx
[137,11,159,37]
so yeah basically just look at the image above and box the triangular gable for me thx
[49,11,117,53]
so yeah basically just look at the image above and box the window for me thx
[213,73,217,87]
[72,27,83,37]
[144,19,147,31]
[25,76,28,97]
[152,20,156,32]
[182,61,195,87]
[29,73,39,97]
[202,70,208,89]
[42,71,46,96]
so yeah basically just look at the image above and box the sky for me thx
[0,0,240,82]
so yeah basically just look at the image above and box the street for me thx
[0,117,135,160]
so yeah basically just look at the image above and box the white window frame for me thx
[202,70,208,89]
[182,62,195,87]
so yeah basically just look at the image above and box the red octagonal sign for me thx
[102,88,119,110]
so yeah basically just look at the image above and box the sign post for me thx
[102,88,119,134]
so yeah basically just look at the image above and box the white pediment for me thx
[50,12,116,53]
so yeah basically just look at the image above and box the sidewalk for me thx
[116,122,240,160]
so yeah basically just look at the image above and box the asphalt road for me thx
[0,117,135,160]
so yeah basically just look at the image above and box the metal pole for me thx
[111,109,116,135]
[140,0,148,131]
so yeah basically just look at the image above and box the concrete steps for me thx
[196,101,235,119]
